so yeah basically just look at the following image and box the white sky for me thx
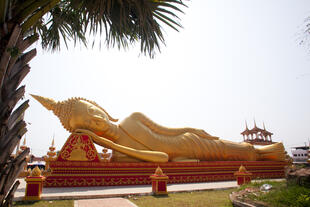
[22,0,310,156]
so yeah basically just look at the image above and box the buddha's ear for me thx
[92,115,106,123]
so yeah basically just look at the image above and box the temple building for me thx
[241,121,275,145]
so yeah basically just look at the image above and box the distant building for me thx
[291,146,309,163]
[241,121,275,145]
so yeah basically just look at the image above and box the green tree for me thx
[0,0,185,206]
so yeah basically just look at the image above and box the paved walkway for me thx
[14,178,283,206]
[74,198,138,207]
[14,179,238,201]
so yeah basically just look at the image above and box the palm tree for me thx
[0,0,185,206]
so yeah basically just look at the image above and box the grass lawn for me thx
[13,200,74,207]
[129,189,235,207]
[237,180,310,207]
[12,189,234,207]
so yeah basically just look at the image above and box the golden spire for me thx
[49,136,56,152]
[238,165,247,173]
[31,166,42,177]
[45,135,57,171]
[20,137,27,151]
[155,166,164,176]
[52,136,55,147]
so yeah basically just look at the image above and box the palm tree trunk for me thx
[0,23,37,207]
[0,1,185,205]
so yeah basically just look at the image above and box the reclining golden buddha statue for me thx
[31,94,286,163]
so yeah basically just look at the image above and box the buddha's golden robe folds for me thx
[118,113,258,162]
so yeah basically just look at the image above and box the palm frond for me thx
[21,0,61,33]
[14,0,50,24]
[38,2,87,51]
[7,0,185,57]
[67,0,186,57]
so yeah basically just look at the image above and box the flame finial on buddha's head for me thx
[31,94,118,133]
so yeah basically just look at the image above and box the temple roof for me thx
[241,129,250,135]
[241,121,250,135]
[262,130,273,136]
[262,123,273,136]
[241,121,273,136]
[250,120,263,132]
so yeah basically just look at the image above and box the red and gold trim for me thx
[44,160,286,187]
[56,133,101,162]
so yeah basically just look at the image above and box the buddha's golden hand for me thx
[74,128,169,162]
[75,129,115,147]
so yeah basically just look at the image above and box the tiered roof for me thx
[241,121,275,145]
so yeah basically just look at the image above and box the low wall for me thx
[44,161,286,187]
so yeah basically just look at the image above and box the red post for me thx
[24,166,45,200]
[150,166,169,195]
[234,165,252,185]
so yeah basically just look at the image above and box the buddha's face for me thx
[69,100,111,135]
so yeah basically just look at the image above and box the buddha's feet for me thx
[255,142,286,161]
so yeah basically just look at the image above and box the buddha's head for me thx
[31,95,118,135]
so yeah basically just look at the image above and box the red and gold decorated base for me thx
[150,174,169,195]
[24,176,45,200]
[234,172,252,185]
[235,175,252,185]
[44,133,287,187]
